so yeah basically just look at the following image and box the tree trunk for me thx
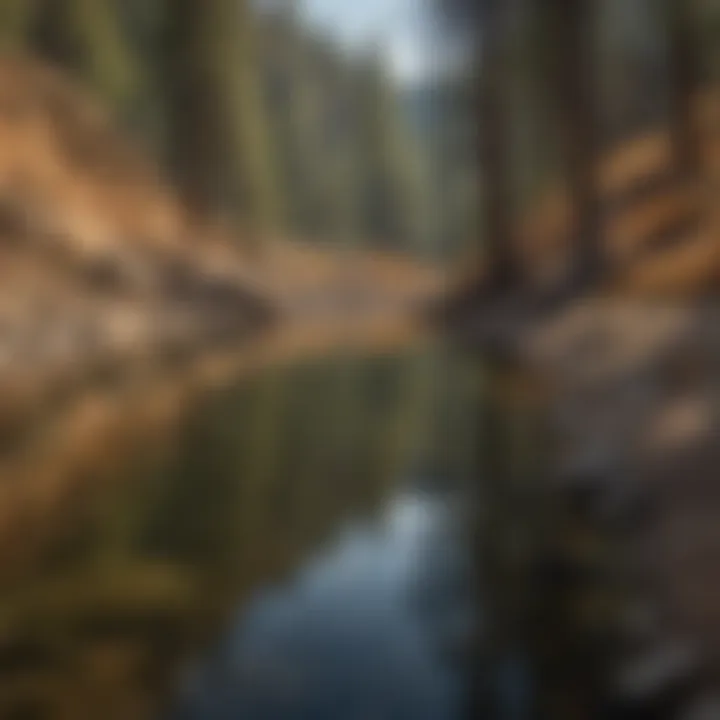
[546,0,604,289]
[0,0,37,50]
[163,0,279,245]
[477,0,520,293]
[31,0,136,113]
[667,0,701,178]
[163,0,227,221]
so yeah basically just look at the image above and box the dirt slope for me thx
[0,53,442,428]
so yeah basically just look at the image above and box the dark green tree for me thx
[476,0,522,291]
[31,0,138,113]
[544,0,604,287]
[354,53,429,252]
[0,0,37,50]
[162,0,280,246]
[257,9,329,239]
[666,0,703,176]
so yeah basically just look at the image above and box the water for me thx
[0,342,484,719]
[170,491,470,720]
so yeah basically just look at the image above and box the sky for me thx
[300,0,463,85]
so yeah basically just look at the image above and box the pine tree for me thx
[476,0,521,290]
[0,0,37,50]
[544,0,603,287]
[354,53,428,253]
[113,0,166,146]
[163,0,280,246]
[31,0,138,113]
[305,35,365,245]
[666,0,702,177]
[257,7,324,238]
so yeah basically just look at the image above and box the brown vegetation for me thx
[0,54,440,422]
[539,92,718,296]
[0,54,270,364]
[457,91,720,300]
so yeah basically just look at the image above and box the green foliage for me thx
[259,16,331,238]
[113,0,166,143]
[301,35,364,243]
[353,55,432,252]
[0,0,37,50]
[410,75,480,261]
[16,0,451,257]
[162,0,280,239]
[32,0,138,112]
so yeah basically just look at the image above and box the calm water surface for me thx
[0,342,484,719]
[170,490,472,720]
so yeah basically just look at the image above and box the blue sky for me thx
[300,0,456,84]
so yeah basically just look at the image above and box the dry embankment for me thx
[451,90,720,301]
[457,91,720,711]
[0,54,442,428]
[0,55,274,398]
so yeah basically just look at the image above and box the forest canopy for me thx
[0,0,474,262]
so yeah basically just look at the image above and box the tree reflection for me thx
[0,345,447,718]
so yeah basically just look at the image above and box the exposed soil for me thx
[0,53,442,428]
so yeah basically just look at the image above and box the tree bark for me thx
[667,0,702,178]
[477,0,521,293]
[546,0,604,288]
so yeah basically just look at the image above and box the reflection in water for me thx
[0,338,646,718]
[0,343,480,719]
[170,491,470,720]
